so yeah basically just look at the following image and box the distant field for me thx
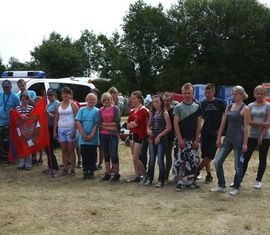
[0,143,270,235]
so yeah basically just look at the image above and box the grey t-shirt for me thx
[248,102,270,139]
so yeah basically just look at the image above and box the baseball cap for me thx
[2,80,12,87]
[46,88,56,95]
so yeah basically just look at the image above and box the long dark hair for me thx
[151,94,165,116]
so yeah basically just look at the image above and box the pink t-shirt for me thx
[100,106,114,135]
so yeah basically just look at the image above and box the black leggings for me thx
[80,145,97,173]
[242,138,270,182]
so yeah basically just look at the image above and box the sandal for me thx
[58,169,68,177]
[69,169,76,176]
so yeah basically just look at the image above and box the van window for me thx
[72,84,92,102]
[28,82,46,97]
[49,82,91,102]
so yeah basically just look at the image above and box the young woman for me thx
[211,86,250,195]
[16,94,34,170]
[75,93,99,179]
[241,85,270,189]
[98,92,121,182]
[54,87,79,176]
[144,95,171,187]
[127,90,149,182]
[43,89,60,175]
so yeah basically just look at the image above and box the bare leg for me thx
[59,142,69,170]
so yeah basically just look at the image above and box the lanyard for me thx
[3,93,11,112]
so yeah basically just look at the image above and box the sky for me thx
[0,0,269,65]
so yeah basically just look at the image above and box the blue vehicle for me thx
[216,86,234,105]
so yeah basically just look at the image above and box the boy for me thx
[75,93,99,179]
[199,83,226,183]
[173,83,202,191]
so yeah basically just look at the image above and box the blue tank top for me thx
[225,103,245,144]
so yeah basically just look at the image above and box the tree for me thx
[0,56,6,75]
[122,0,170,94]
[166,0,270,93]
[31,32,86,78]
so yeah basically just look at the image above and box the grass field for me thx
[0,143,270,235]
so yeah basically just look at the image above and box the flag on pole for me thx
[8,98,49,162]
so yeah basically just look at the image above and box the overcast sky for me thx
[0,0,269,65]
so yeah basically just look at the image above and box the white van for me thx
[0,72,95,106]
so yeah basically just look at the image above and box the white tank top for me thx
[58,102,75,128]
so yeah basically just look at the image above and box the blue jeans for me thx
[100,134,119,164]
[214,139,244,189]
[147,138,167,184]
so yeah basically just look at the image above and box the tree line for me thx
[1,0,270,96]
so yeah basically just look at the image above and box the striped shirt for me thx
[150,110,166,138]
[16,105,33,115]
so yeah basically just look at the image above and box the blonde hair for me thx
[232,85,248,101]
[254,85,266,95]
[181,83,194,93]
[108,87,118,95]
[85,93,97,102]
[101,92,112,104]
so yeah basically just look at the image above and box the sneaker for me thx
[89,172,95,179]
[24,167,32,171]
[156,181,163,188]
[196,171,202,180]
[83,172,89,180]
[127,176,141,183]
[111,174,121,182]
[69,169,76,176]
[58,169,68,177]
[205,174,213,184]
[230,183,234,187]
[77,161,82,169]
[42,169,57,175]
[176,183,184,191]
[144,178,152,186]
[229,188,239,195]
[102,173,111,181]
[140,176,147,184]
[254,181,262,189]
[210,186,226,192]
[186,182,200,189]
[96,164,102,170]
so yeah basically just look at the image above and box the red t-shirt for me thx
[127,105,149,139]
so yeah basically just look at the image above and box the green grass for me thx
[0,144,270,235]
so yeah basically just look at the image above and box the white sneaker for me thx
[197,173,203,180]
[229,188,239,196]
[210,186,226,192]
[254,181,262,189]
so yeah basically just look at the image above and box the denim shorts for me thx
[58,128,75,143]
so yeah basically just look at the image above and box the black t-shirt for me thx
[167,107,175,141]
[173,102,202,141]
[201,98,226,137]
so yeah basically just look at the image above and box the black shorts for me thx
[201,134,217,160]
[129,133,142,144]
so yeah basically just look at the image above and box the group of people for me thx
[0,79,269,196]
